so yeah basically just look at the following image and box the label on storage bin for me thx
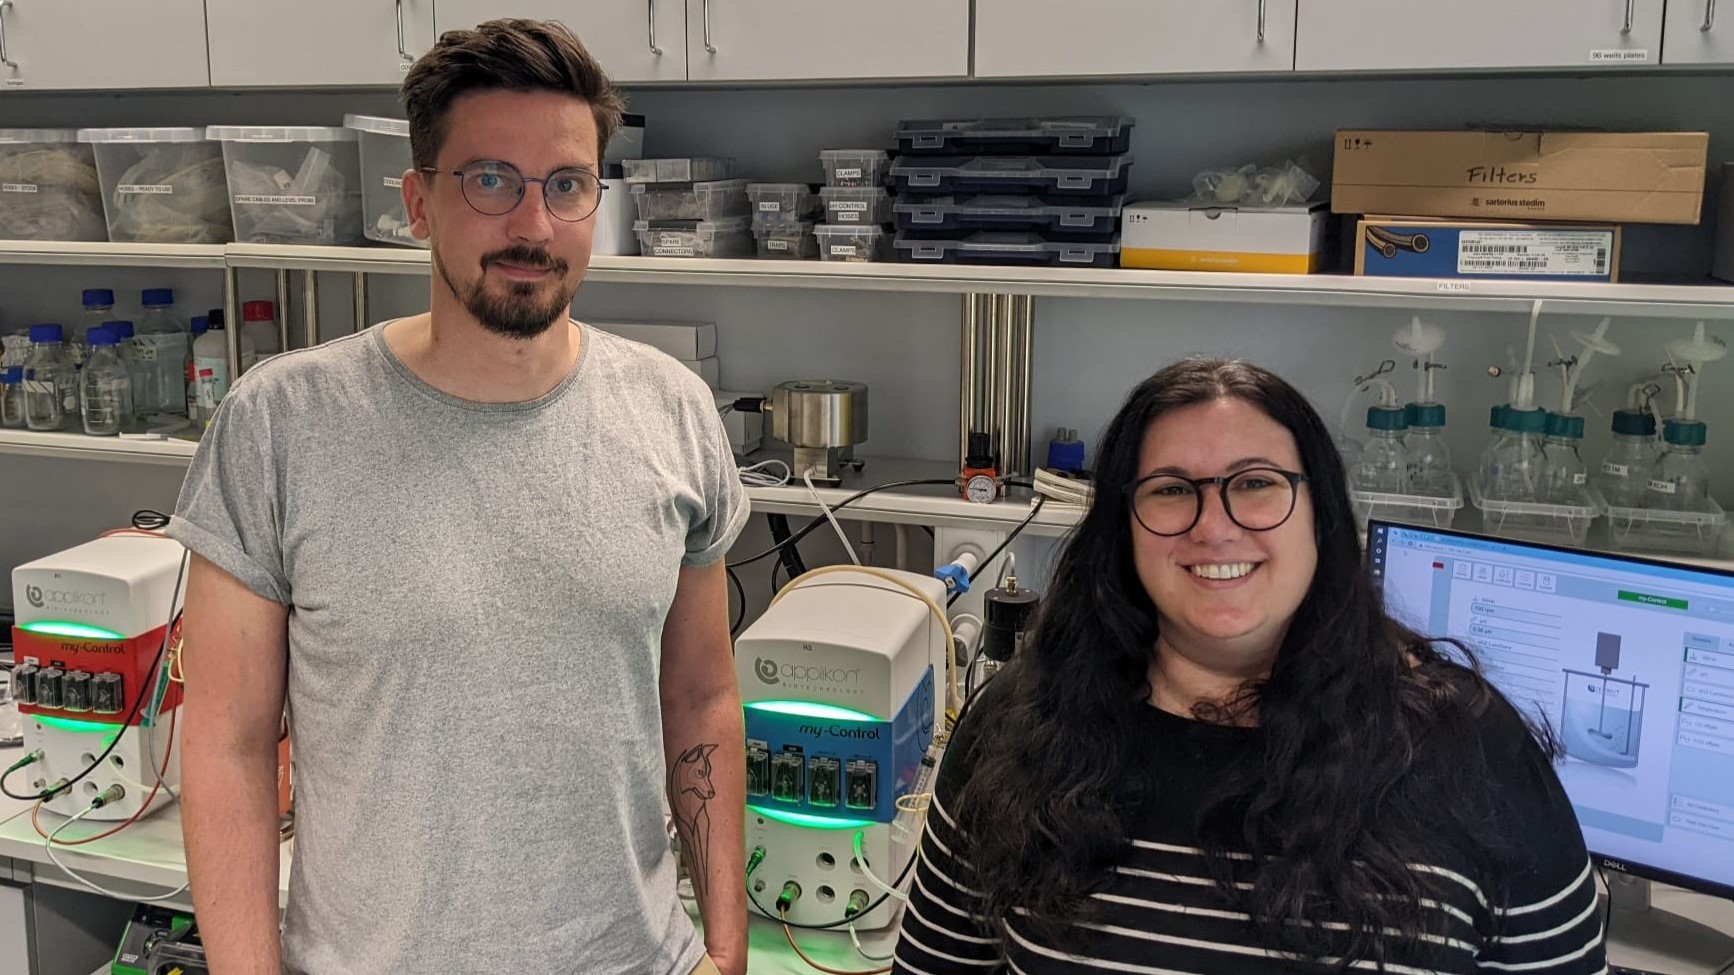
[830,245,859,257]
[383,177,403,189]
[767,239,790,251]
[1457,231,1613,277]
[117,184,174,195]
[1573,473,1587,485]
[1602,462,1629,477]
[1590,48,1650,62]
[1648,478,1679,495]
[832,201,869,212]
[1,183,37,194]
[235,194,317,206]
[835,168,863,179]
[758,201,782,212]
[653,245,696,257]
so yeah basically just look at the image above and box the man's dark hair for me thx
[402,18,627,170]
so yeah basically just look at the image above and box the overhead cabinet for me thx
[205,0,436,87]
[684,0,970,82]
[1662,0,1734,63]
[0,0,210,90]
[435,0,689,83]
[1295,0,1666,71]
[974,0,1297,78]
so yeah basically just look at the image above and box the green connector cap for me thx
[1407,402,1446,429]
[1366,405,1408,432]
[1545,412,1585,440]
[1508,408,1548,434]
[1611,408,1656,438]
[1663,418,1708,447]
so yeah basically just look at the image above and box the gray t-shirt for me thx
[167,321,749,975]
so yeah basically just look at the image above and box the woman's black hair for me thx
[949,358,1558,966]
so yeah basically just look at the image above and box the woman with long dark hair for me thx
[892,359,1604,974]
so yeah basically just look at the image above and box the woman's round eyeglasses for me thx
[1126,468,1308,537]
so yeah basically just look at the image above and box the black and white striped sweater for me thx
[894,693,1606,975]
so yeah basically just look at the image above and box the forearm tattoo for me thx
[669,742,719,901]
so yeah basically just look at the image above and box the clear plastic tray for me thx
[631,179,750,221]
[0,129,106,242]
[206,126,363,245]
[1351,475,1464,531]
[895,117,1134,156]
[820,149,891,188]
[755,222,817,260]
[1603,499,1727,557]
[820,186,893,225]
[747,183,822,228]
[344,114,421,249]
[891,231,1121,268]
[79,128,233,245]
[890,155,1134,197]
[894,193,1126,235]
[813,224,889,263]
[621,157,734,184]
[634,216,752,258]
[1468,478,1603,548]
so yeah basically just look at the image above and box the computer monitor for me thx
[1368,521,1734,970]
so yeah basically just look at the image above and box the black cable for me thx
[727,566,747,638]
[746,843,920,931]
[947,496,1048,608]
[1,512,183,803]
[727,479,958,570]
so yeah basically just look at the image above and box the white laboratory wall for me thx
[5,72,1734,610]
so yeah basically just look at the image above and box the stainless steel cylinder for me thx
[768,380,869,448]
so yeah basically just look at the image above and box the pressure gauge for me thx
[964,474,1000,505]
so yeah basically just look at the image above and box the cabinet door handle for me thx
[0,1,16,71]
[703,0,717,54]
[1622,0,1635,34]
[1704,0,1717,32]
[396,0,411,60]
[648,0,663,54]
[1257,0,1268,43]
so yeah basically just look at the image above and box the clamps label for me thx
[1457,230,1612,277]
[835,167,863,179]
[117,184,174,195]
[829,245,858,257]
[766,239,789,251]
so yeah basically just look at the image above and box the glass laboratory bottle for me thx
[1645,419,1711,512]
[80,327,132,437]
[0,368,25,429]
[74,288,114,368]
[22,324,77,432]
[1487,408,1547,503]
[1540,413,1589,506]
[138,289,190,416]
[1404,403,1454,497]
[1477,405,1509,496]
[104,321,145,432]
[1353,405,1410,494]
[1596,408,1658,509]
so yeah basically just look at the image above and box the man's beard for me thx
[434,243,575,339]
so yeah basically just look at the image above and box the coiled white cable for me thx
[738,458,792,488]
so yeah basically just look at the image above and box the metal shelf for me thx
[4,242,1733,318]
[741,455,1080,536]
[0,428,200,465]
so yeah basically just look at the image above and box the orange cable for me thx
[780,916,892,975]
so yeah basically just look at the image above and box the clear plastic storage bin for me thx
[894,194,1126,236]
[1351,475,1464,532]
[0,129,106,242]
[631,179,750,221]
[1603,500,1727,558]
[814,224,889,263]
[890,155,1134,198]
[80,127,234,244]
[1469,479,1603,548]
[622,157,734,184]
[820,150,891,188]
[820,186,893,226]
[634,217,752,258]
[892,232,1121,268]
[344,114,422,249]
[755,223,817,260]
[895,117,1134,156]
[207,126,364,246]
[747,183,821,229]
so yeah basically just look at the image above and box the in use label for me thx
[117,184,174,195]
[758,201,781,212]
[1457,230,1613,277]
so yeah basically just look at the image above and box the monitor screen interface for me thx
[1368,521,1734,899]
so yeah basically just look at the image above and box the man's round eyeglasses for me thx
[419,160,606,222]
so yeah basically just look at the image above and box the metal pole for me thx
[302,271,321,346]
[960,294,980,467]
[983,295,1001,467]
[1014,295,1035,476]
[352,272,369,333]
[222,266,241,380]
[275,269,291,353]
[995,294,1015,475]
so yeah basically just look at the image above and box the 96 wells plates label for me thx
[1457,230,1613,277]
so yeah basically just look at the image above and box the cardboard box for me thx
[1332,130,1708,225]
[715,390,764,455]
[1120,200,1330,274]
[1714,163,1734,284]
[592,319,717,359]
[1355,217,1621,283]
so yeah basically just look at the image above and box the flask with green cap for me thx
[1540,412,1588,505]
[1404,402,1452,498]
[1597,407,1659,509]
[1487,407,1547,503]
[1353,403,1410,494]
[1646,419,1711,512]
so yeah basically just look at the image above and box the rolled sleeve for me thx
[165,391,289,605]
[682,405,750,568]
